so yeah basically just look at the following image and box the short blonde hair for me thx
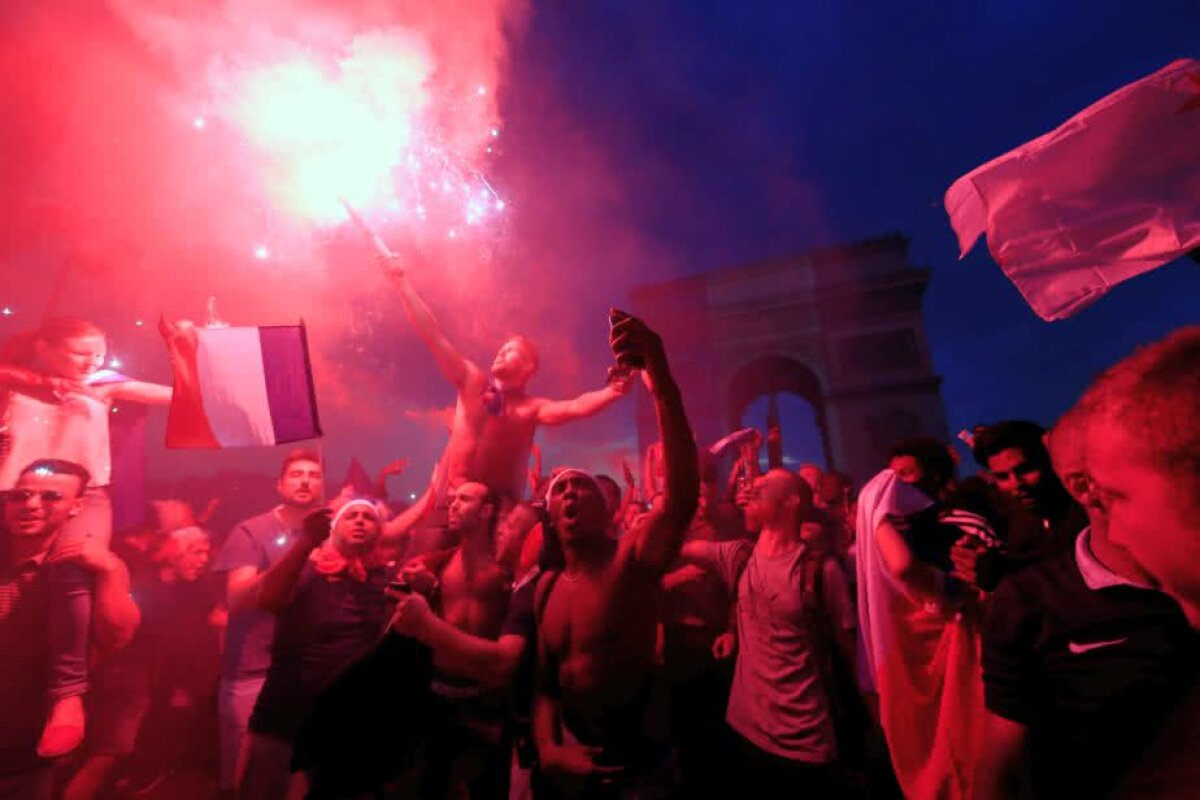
[1078,325,1200,497]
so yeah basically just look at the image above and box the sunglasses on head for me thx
[4,489,67,503]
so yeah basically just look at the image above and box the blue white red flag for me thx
[166,325,321,448]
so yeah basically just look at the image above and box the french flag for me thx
[166,324,322,448]
[945,58,1200,320]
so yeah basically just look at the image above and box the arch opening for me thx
[727,356,833,471]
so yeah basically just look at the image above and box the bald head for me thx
[745,468,813,533]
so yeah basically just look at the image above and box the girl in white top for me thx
[0,317,173,547]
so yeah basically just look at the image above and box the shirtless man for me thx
[381,256,633,504]
[533,311,698,798]
[399,480,514,798]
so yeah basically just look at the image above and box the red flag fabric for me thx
[945,59,1200,321]
[343,457,375,496]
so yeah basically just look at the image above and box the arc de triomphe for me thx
[631,234,949,486]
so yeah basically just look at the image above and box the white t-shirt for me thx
[0,389,111,488]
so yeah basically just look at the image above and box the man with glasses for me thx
[974,409,1196,798]
[0,459,138,799]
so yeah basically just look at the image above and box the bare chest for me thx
[541,572,659,660]
[439,553,510,639]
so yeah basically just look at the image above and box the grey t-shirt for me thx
[211,509,298,680]
[703,540,847,763]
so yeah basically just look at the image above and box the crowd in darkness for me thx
[0,273,1196,799]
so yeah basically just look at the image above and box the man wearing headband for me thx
[238,497,392,799]
[380,255,633,529]
[533,311,698,798]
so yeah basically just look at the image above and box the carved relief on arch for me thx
[836,330,921,376]
[864,407,922,453]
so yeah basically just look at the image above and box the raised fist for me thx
[301,508,333,547]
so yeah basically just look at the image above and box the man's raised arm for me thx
[612,310,698,572]
[380,255,474,389]
[535,372,633,426]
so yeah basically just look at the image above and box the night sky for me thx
[503,0,1200,469]
[1,1,1197,514]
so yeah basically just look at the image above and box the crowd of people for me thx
[0,260,1196,799]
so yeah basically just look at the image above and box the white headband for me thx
[544,468,602,503]
[331,498,382,532]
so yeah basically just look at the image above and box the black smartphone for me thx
[609,309,645,370]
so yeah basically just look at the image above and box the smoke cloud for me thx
[0,0,660,494]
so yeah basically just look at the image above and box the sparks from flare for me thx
[208,29,507,248]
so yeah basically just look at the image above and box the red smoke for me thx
[0,0,662,488]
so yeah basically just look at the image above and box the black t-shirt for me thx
[505,571,548,730]
[501,575,537,640]
[132,574,223,702]
[983,543,1198,797]
[1003,497,1088,562]
[974,498,1088,591]
[250,563,392,741]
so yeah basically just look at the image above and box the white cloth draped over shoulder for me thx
[854,469,987,800]
[855,469,934,694]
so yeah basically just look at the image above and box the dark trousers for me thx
[733,732,835,798]
[417,693,510,799]
[0,767,53,800]
[668,661,734,798]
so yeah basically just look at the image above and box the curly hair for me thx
[970,420,1049,470]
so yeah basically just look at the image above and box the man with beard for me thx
[975,421,1087,554]
[240,497,392,799]
[393,480,516,798]
[686,470,853,796]
[380,255,633,553]
[532,311,698,799]
[210,449,324,794]
[951,421,1088,591]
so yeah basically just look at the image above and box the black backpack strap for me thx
[534,568,561,624]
